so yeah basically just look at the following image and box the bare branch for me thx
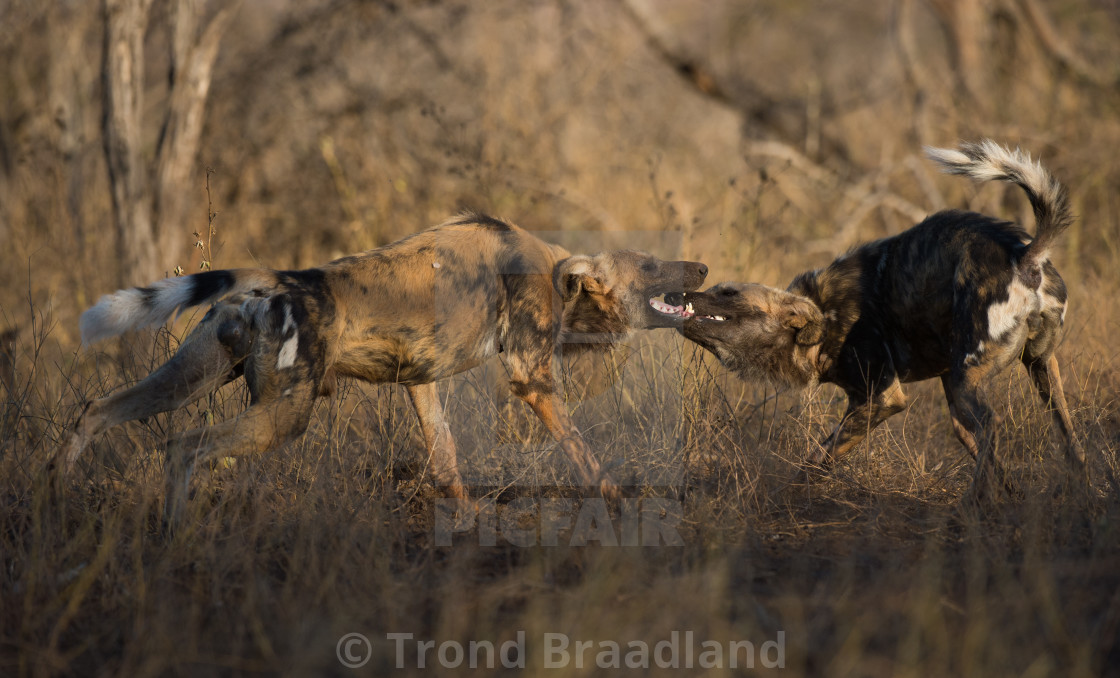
[615,0,734,108]
[0,326,16,395]
[745,139,928,251]
[1017,0,1115,87]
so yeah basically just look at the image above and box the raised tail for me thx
[80,268,277,345]
[925,139,1073,262]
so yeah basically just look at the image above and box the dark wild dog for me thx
[59,213,707,520]
[676,141,1084,495]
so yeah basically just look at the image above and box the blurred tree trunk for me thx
[928,0,992,110]
[102,0,237,286]
[102,0,155,285]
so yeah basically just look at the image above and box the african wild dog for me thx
[58,213,707,520]
[674,141,1084,496]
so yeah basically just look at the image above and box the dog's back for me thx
[791,142,1070,384]
[79,214,564,347]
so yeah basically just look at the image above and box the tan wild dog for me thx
[59,213,708,522]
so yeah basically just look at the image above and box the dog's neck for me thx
[559,291,631,353]
[789,260,864,379]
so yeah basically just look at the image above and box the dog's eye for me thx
[720,288,737,297]
[640,261,657,273]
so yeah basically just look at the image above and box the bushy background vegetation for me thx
[2,1,1119,675]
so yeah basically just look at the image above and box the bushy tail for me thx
[925,139,1072,262]
[80,269,277,345]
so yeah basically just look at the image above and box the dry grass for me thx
[3,1,1120,676]
[1,291,1118,676]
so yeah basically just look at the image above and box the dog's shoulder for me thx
[789,248,867,317]
[788,253,869,374]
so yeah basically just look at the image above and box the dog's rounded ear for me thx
[796,320,824,346]
[556,256,603,303]
[783,302,824,346]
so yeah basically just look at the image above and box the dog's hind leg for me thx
[54,304,253,475]
[940,372,1019,501]
[162,294,323,527]
[1023,353,1088,481]
[807,378,908,469]
[407,382,468,500]
[162,380,318,527]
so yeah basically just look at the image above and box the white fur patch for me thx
[964,341,986,366]
[987,277,1038,340]
[80,276,195,345]
[924,147,972,169]
[477,331,499,357]
[276,305,298,369]
[277,333,299,369]
[281,305,295,335]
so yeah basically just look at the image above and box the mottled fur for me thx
[678,141,1084,495]
[58,214,707,520]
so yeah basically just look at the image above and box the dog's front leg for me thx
[504,332,619,498]
[516,389,620,500]
[805,378,908,471]
[406,382,468,500]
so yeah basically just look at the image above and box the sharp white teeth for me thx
[715,315,726,321]
[650,297,688,316]
[685,302,694,314]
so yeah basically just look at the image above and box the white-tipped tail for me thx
[925,139,1071,259]
[924,140,1053,200]
[79,268,277,345]
[80,277,196,345]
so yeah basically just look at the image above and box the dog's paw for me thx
[598,475,622,503]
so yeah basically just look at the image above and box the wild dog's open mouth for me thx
[649,293,694,319]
